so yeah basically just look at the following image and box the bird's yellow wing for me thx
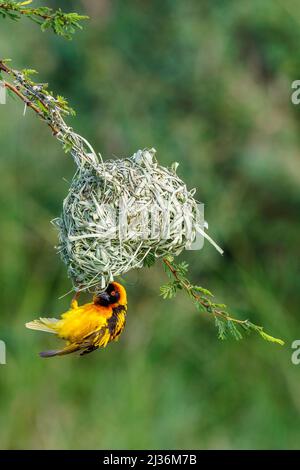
[57,304,109,342]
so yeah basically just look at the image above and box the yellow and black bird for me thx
[26,282,127,357]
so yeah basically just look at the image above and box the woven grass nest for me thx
[54,148,218,292]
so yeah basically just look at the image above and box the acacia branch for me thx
[0,59,99,172]
[1,73,58,134]
[162,256,284,344]
[163,257,247,325]
[0,59,60,134]
[0,1,88,39]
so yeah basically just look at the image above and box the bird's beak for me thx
[99,292,110,303]
[94,291,111,306]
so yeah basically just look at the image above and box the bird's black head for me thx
[94,283,121,307]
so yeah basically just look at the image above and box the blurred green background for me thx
[0,0,299,450]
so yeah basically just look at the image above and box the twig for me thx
[0,59,99,167]
[162,256,284,344]
[1,76,58,134]
[0,1,88,40]
[163,257,247,325]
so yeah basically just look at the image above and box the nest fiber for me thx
[55,148,212,292]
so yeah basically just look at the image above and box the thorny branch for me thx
[0,62,58,134]
[0,59,98,167]
[163,257,246,324]
[162,256,284,345]
[0,1,88,39]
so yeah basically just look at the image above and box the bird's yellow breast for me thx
[56,303,112,342]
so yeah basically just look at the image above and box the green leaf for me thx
[258,330,285,345]
[0,2,89,39]
[193,286,214,297]
[160,282,178,299]
[143,252,156,268]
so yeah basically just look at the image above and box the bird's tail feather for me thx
[39,343,81,358]
[25,317,59,334]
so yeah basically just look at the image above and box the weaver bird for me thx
[25,282,127,357]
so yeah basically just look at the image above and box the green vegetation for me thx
[0,1,88,39]
[161,255,284,344]
[0,0,299,450]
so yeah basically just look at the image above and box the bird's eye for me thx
[110,290,120,302]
